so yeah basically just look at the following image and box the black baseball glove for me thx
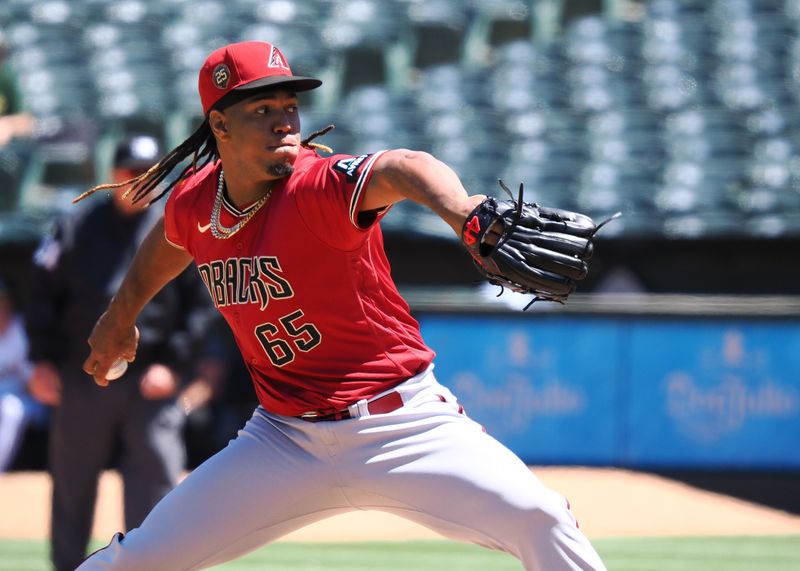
[461,181,617,306]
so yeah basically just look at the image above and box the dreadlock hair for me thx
[73,120,217,206]
[73,121,336,207]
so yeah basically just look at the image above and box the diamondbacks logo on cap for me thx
[268,46,290,70]
[213,64,230,89]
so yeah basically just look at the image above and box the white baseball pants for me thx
[78,366,606,570]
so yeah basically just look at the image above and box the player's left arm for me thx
[361,150,485,235]
[363,150,605,303]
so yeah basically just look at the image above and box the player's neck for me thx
[219,168,276,209]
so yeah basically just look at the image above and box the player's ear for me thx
[208,110,228,139]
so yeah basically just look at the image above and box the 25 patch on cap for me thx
[213,64,231,89]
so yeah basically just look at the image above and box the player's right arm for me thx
[360,150,485,235]
[82,216,193,387]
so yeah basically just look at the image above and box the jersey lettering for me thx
[248,261,271,311]
[236,258,252,305]
[255,322,294,367]
[224,259,238,306]
[210,261,226,306]
[197,255,295,309]
[255,309,322,368]
[257,257,293,300]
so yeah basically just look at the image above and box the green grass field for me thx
[1,536,797,570]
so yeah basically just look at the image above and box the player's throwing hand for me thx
[82,315,139,387]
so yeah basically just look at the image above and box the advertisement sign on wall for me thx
[627,321,800,468]
[419,314,800,469]
[420,315,622,464]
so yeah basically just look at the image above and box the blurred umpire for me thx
[25,135,217,571]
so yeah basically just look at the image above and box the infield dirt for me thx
[2,467,799,541]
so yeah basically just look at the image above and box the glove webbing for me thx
[492,180,622,310]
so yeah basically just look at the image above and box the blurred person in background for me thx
[183,317,257,467]
[25,134,217,571]
[0,278,46,473]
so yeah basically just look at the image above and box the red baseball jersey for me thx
[164,148,435,416]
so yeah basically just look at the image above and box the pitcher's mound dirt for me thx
[2,468,799,542]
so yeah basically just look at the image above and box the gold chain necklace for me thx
[210,170,272,239]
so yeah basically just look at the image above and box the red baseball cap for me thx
[198,41,322,115]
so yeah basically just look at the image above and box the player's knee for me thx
[513,493,607,571]
[517,489,578,536]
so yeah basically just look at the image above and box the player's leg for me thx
[342,377,607,571]
[49,384,118,571]
[77,407,352,571]
[120,398,185,529]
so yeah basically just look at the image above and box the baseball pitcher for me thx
[75,41,607,571]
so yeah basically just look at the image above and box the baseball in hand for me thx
[106,358,129,380]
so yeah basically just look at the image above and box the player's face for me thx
[214,89,302,182]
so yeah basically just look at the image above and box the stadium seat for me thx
[1,0,799,243]
[743,213,800,237]
[403,0,470,68]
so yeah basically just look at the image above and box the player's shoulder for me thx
[291,147,366,171]
[297,147,382,182]
[173,161,219,196]
[283,147,339,194]
[290,146,327,174]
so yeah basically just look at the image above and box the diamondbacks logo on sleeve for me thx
[333,154,370,182]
